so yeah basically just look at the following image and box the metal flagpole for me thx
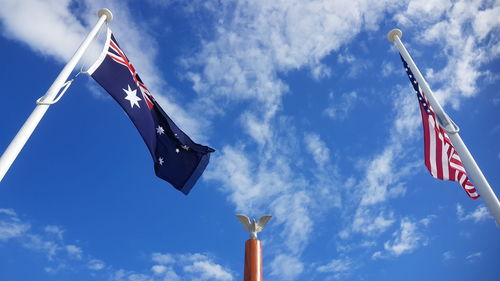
[236,215,272,281]
[0,9,113,181]
[388,29,500,226]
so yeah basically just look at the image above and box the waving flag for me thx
[87,28,214,195]
[400,55,478,199]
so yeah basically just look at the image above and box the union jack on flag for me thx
[400,55,479,199]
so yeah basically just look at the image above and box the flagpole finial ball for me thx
[98,8,113,22]
[387,29,402,42]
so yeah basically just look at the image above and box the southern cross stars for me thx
[156,125,165,135]
[123,85,141,108]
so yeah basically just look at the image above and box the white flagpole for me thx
[388,29,500,226]
[0,9,113,181]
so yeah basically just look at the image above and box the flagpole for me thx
[0,9,113,182]
[388,29,500,225]
[236,215,271,281]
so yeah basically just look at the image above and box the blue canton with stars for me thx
[400,55,432,115]
[89,29,214,195]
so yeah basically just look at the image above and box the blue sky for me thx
[0,0,499,280]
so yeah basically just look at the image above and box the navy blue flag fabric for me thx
[87,28,214,195]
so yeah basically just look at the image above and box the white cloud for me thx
[23,234,60,260]
[304,133,330,166]
[66,245,83,260]
[44,225,64,240]
[88,259,105,271]
[456,203,491,223]
[272,191,315,254]
[381,60,397,77]
[0,213,234,280]
[371,251,383,260]
[0,0,90,62]
[151,264,167,275]
[311,63,332,80]
[382,217,427,257]
[352,208,395,236]
[148,253,232,281]
[0,208,110,276]
[317,257,352,273]
[185,0,403,128]
[323,91,360,120]
[44,264,66,274]
[341,86,421,240]
[465,252,482,263]
[419,215,435,227]
[183,260,233,281]
[442,251,454,261]
[472,6,500,40]
[399,0,500,108]
[270,254,304,281]
[394,0,451,26]
[205,141,332,261]
[152,252,175,264]
[352,90,419,211]
[0,208,17,216]
[0,209,31,241]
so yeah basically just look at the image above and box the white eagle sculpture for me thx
[236,214,272,239]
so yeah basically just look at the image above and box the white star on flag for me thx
[123,85,141,108]
[158,157,164,166]
[156,125,165,135]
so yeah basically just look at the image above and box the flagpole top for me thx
[98,8,113,23]
[387,29,402,42]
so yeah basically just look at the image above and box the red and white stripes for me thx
[420,90,479,199]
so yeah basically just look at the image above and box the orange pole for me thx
[244,238,262,281]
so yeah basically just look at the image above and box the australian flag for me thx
[87,28,214,195]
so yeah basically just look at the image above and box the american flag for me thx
[400,55,479,199]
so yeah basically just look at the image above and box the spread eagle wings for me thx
[236,214,272,233]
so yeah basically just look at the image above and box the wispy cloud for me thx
[0,208,31,241]
[382,218,428,256]
[339,88,420,239]
[88,259,106,271]
[44,225,64,240]
[396,0,500,108]
[66,245,83,260]
[304,133,330,166]
[372,217,429,259]
[0,208,232,280]
[316,257,353,280]
[456,203,491,223]
[442,251,454,262]
[381,60,398,77]
[465,252,482,263]
[323,91,360,120]
[270,254,304,281]
[144,252,233,281]
[0,208,92,267]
